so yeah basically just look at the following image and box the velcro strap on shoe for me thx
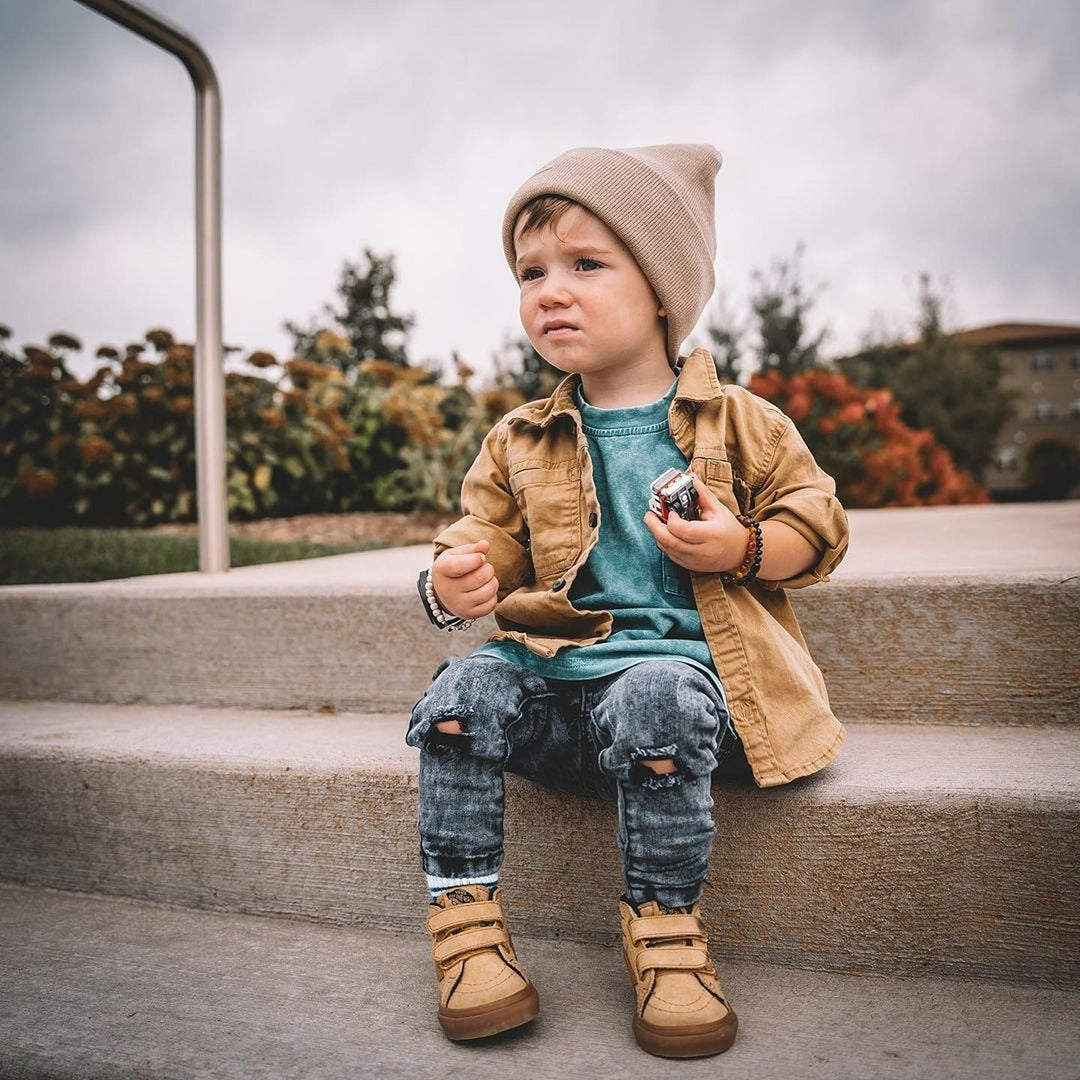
[629,915,704,944]
[635,946,710,973]
[428,901,505,934]
[432,925,508,964]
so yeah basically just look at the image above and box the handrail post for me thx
[75,0,229,572]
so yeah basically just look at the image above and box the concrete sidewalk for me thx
[2,885,1077,1080]
[3,502,1077,595]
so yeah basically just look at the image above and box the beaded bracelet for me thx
[417,569,475,631]
[720,514,763,586]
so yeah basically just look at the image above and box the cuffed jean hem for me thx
[419,848,503,881]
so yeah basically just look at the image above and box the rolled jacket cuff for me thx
[755,505,848,589]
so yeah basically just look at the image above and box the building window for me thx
[995,446,1021,472]
[1070,399,1080,419]
[1032,401,1057,421]
[1031,351,1054,371]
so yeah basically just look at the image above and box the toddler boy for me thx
[408,144,849,1058]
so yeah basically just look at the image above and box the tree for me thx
[284,249,414,375]
[698,245,826,383]
[750,243,827,377]
[700,292,744,384]
[493,336,563,402]
[1023,439,1080,500]
[837,275,1015,478]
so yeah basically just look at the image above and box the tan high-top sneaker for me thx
[620,898,738,1058]
[426,884,540,1041]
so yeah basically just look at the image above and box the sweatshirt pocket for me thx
[661,555,694,601]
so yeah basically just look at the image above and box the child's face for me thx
[514,205,668,386]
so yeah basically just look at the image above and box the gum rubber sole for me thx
[632,1013,738,1058]
[438,983,540,1041]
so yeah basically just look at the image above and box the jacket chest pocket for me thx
[509,459,583,579]
[696,456,749,516]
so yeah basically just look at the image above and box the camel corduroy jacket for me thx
[433,349,850,788]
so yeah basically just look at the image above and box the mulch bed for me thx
[149,511,458,548]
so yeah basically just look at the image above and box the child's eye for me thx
[519,267,543,283]
[576,258,601,272]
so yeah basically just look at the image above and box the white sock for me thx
[426,872,499,901]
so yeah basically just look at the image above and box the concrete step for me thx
[2,884,1077,1080]
[1,561,1076,727]
[2,702,1076,988]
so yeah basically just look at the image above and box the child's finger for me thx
[664,510,707,545]
[436,541,491,579]
[462,592,498,618]
[462,574,499,605]
[436,553,482,579]
[691,474,723,516]
[644,511,690,560]
[445,540,490,559]
[457,561,496,592]
[643,510,669,547]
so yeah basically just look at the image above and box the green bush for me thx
[1022,438,1080,501]
[0,328,521,525]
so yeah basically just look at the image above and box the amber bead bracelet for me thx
[720,513,763,586]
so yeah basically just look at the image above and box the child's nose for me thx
[537,271,572,308]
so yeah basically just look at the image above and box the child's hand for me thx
[643,472,749,574]
[431,540,500,619]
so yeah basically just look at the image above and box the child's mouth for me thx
[543,322,578,337]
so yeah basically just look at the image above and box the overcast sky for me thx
[2,0,1078,381]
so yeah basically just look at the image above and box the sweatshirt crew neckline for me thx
[576,379,678,435]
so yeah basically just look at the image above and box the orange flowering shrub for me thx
[748,369,988,507]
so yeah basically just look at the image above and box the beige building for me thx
[949,323,1080,494]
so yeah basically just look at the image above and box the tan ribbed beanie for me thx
[502,144,722,362]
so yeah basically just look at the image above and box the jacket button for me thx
[588,512,598,529]
[552,578,566,592]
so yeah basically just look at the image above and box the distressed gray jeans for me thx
[406,655,738,908]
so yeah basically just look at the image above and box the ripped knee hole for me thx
[640,758,677,775]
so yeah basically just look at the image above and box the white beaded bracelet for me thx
[417,569,474,632]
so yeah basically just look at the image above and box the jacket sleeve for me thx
[745,407,849,590]
[432,421,533,600]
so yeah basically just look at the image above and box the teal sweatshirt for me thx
[476,379,725,702]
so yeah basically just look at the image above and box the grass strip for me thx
[0,527,387,585]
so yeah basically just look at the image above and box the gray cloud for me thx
[2,0,1078,375]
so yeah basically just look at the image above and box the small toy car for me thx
[649,468,699,523]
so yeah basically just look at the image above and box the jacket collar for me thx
[510,349,720,430]
[672,348,722,404]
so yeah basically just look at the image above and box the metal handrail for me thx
[75,0,229,571]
